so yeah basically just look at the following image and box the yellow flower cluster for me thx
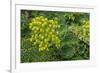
[81,20,90,43]
[29,16,61,51]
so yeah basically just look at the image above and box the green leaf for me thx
[61,45,76,59]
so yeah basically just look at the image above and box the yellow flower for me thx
[40,28,43,32]
[54,21,58,24]
[39,44,42,47]
[49,24,52,27]
[43,22,47,26]
[34,41,37,45]
[57,25,60,28]
[56,31,59,35]
[51,29,55,32]
[44,18,48,21]
[38,21,42,25]
[39,35,44,39]
[49,20,54,23]
[30,38,33,42]
[29,16,61,51]
[32,27,35,31]
[40,16,44,19]
[36,17,40,20]
[35,27,39,31]
[44,39,48,42]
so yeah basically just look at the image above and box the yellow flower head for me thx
[29,16,61,51]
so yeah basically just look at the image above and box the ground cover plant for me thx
[21,10,90,63]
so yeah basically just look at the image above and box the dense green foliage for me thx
[21,10,90,63]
